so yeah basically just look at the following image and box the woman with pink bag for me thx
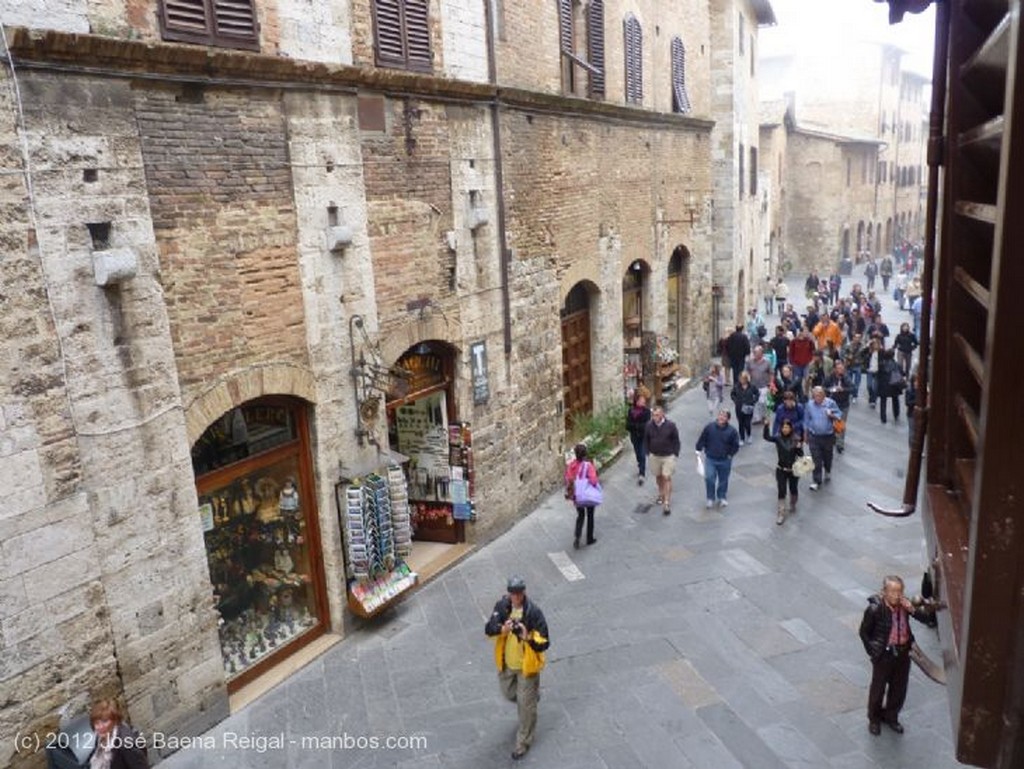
[564,443,601,550]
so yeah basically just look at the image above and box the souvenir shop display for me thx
[201,463,318,678]
[339,466,418,617]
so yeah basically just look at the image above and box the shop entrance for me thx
[191,396,329,693]
[386,341,468,547]
[561,282,594,431]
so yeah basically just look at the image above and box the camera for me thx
[509,620,526,637]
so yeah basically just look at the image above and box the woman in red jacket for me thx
[564,443,600,550]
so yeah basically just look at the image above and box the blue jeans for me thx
[704,456,733,501]
[630,432,647,476]
[849,366,862,397]
[792,364,807,382]
[865,371,878,404]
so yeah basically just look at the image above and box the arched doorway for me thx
[841,226,850,261]
[623,260,651,399]
[562,282,595,431]
[856,220,865,252]
[386,340,466,544]
[668,245,690,367]
[191,396,329,691]
[885,217,893,252]
[875,222,882,256]
[866,222,874,259]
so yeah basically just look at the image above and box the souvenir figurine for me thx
[279,478,299,516]
[240,479,257,515]
[255,477,280,522]
[274,547,294,574]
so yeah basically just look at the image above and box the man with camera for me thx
[485,576,550,760]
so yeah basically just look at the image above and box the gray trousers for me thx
[498,668,540,749]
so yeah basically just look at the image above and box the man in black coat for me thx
[725,326,750,387]
[858,575,934,735]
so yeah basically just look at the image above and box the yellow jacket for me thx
[493,630,547,676]
[485,596,550,677]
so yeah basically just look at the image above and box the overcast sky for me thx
[760,0,936,78]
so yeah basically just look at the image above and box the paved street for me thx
[163,270,959,769]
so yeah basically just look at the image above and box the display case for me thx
[193,399,327,687]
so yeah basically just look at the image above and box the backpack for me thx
[888,363,905,388]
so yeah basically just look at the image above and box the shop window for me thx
[623,13,643,105]
[192,398,326,689]
[159,0,260,50]
[670,37,691,114]
[372,0,432,72]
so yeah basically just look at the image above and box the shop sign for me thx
[395,352,446,395]
[470,340,489,405]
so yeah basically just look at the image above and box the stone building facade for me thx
[0,0,735,764]
[759,42,929,278]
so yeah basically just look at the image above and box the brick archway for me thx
[184,362,316,444]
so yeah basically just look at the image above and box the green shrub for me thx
[569,401,628,464]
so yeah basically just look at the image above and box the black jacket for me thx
[894,331,918,354]
[769,335,789,366]
[878,356,904,395]
[858,595,930,660]
[730,383,760,415]
[485,595,550,653]
[822,372,853,409]
[762,423,803,470]
[725,331,751,361]
[626,404,651,440]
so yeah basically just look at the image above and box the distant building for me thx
[760,41,929,277]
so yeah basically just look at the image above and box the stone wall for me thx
[0,70,228,768]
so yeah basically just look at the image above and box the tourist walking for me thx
[880,254,894,291]
[878,350,905,425]
[893,322,918,378]
[704,362,726,415]
[564,443,600,549]
[696,409,740,509]
[823,360,853,454]
[731,371,759,445]
[788,327,816,384]
[745,346,773,423]
[725,326,750,387]
[803,386,842,490]
[775,278,789,314]
[644,406,681,515]
[762,419,804,524]
[865,258,878,290]
[625,391,651,485]
[485,576,550,760]
[863,336,883,408]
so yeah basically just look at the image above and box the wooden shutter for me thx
[373,0,407,66]
[213,0,257,40]
[587,0,606,99]
[403,0,432,71]
[921,1,1024,765]
[160,0,258,49]
[624,14,642,104]
[558,0,574,55]
[373,0,432,72]
[671,36,691,114]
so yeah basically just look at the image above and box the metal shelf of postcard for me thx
[339,466,417,618]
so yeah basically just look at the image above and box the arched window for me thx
[623,14,643,104]
[671,37,691,114]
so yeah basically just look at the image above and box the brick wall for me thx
[135,85,310,401]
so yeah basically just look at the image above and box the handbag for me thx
[573,462,603,507]
[696,453,705,478]
[792,456,815,477]
[832,417,846,434]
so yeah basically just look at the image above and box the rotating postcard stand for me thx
[336,450,418,618]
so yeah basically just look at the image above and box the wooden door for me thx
[561,309,593,431]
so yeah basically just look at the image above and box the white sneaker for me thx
[719,499,729,507]
[809,482,820,491]
[745,439,753,445]
[705,500,714,509]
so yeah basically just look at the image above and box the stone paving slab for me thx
[161,275,961,768]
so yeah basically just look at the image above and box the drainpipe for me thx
[483,0,513,355]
